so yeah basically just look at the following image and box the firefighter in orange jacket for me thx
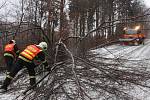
[4,40,19,74]
[0,42,48,92]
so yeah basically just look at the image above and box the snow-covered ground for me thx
[91,39,150,100]
[91,39,150,60]
[0,71,30,100]
[1,39,150,100]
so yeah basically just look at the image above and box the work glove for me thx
[43,62,51,71]
[16,50,20,56]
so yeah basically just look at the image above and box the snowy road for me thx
[1,39,150,100]
[91,39,150,61]
[90,39,150,100]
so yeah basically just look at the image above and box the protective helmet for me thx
[38,42,48,50]
[9,40,16,44]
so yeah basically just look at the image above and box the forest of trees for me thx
[0,0,149,53]
[0,0,150,100]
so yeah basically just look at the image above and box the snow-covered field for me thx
[1,39,150,100]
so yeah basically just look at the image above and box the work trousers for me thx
[1,58,36,90]
[4,56,14,74]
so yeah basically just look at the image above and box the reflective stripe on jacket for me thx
[4,53,14,58]
[20,45,42,60]
[18,56,32,63]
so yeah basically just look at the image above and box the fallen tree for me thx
[10,39,150,100]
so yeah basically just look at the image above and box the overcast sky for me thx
[144,0,150,7]
[0,0,150,6]
[0,0,150,21]
[0,0,150,11]
[0,0,20,21]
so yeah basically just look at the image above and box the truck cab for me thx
[119,26,145,45]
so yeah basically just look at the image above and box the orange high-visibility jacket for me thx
[20,45,42,60]
[4,44,15,52]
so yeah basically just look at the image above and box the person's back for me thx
[4,40,19,74]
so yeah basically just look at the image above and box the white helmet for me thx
[9,40,16,44]
[38,42,48,50]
